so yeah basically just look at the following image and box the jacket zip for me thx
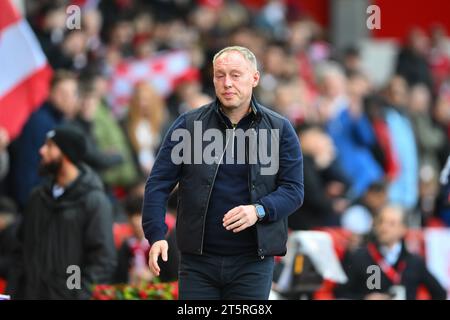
[199,119,234,254]
[247,120,264,259]
[247,120,255,192]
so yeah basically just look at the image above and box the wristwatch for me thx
[253,204,266,222]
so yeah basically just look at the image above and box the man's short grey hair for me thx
[213,46,258,71]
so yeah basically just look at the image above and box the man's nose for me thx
[39,145,46,157]
[224,75,232,88]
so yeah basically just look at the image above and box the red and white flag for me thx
[108,50,193,118]
[0,0,52,140]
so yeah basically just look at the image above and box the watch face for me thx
[256,205,265,218]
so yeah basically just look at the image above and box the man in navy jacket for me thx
[142,46,304,299]
[8,70,79,208]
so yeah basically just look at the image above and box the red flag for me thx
[108,50,193,118]
[0,0,52,141]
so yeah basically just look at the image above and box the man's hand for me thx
[223,205,258,233]
[148,240,168,277]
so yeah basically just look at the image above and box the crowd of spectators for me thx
[1,0,450,299]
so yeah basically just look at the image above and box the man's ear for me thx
[252,71,260,87]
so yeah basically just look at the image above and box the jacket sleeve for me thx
[142,115,185,245]
[258,118,304,222]
[80,190,117,298]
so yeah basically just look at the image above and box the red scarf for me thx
[367,242,407,285]
[128,237,150,270]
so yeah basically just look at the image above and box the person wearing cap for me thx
[7,126,117,299]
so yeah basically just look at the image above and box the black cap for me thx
[46,125,87,165]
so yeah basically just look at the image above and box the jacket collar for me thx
[213,95,263,123]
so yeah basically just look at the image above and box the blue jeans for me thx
[178,252,275,300]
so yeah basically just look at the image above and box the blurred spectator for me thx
[115,192,179,284]
[341,181,388,250]
[288,125,348,230]
[383,76,419,214]
[273,79,311,125]
[104,16,135,62]
[70,75,124,172]
[31,3,67,69]
[74,67,141,188]
[407,84,446,218]
[125,82,167,176]
[317,62,384,201]
[396,28,434,91]
[254,0,287,40]
[257,41,290,107]
[8,70,79,208]
[8,126,116,299]
[115,194,152,285]
[408,84,445,175]
[342,46,362,76]
[335,205,446,300]
[289,20,318,96]
[429,25,450,92]
[347,71,372,117]
[364,95,399,181]
[132,32,155,60]
[93,102,141,189]
[82,9,104,56]
[167,68,211,124]
[54,29,89,71]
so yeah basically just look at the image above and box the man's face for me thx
[38,139,64,176]
[50,79,79,119]
[374,208,406,246]
[213,51,259,111]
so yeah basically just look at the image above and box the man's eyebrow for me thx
[214,68,243,74]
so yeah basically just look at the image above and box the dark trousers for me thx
[178,252,274,300]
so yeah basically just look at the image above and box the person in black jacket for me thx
[396,28,434,91]
[143,46,304,299]
[335,205,446,300]
[7,126,116,299]
[288,125,349,230]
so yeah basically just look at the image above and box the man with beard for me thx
[7,126,116,299]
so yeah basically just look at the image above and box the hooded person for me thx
[7,125,117,299]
